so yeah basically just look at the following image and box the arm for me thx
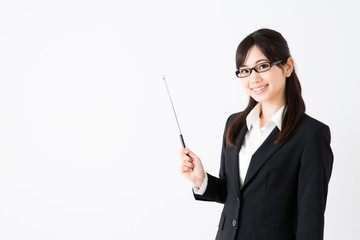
[297,124,334,240]
[192,114,233,204]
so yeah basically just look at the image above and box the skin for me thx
[180,45,294,190]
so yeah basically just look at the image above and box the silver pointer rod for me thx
[163,75,187,148]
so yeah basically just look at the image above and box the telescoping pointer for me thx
[162,75,187,148]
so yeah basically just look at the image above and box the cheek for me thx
[240,79,250,89]
[268,69,286,82]
[264,72,285,88]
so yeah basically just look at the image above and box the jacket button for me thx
[232,219,237,227]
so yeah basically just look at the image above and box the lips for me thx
[251,84,269,94]
[251,84,268,91]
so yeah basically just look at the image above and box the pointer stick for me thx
[162,75,187,148]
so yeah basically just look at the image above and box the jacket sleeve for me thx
[296,124,334,240]
[193,114,234,204]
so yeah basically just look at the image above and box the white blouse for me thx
[194,103,285,194]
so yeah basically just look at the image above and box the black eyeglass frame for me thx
[235,59,284,78]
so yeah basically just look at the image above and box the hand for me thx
[179,147,205,189]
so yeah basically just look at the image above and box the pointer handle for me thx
[180,134,186,148]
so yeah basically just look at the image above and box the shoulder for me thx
[299,114,330,132]
[297,114,333,165]
[294,113,331,142]
[227,112,241,122]
[224,111,242,128]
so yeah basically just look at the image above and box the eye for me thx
[255,62,271,72]
[259,63,270,70]
[240,69,250,74]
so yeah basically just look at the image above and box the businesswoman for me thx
[179,28,333,240]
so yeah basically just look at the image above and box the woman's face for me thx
[239,45,293,107]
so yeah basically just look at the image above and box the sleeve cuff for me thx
[193,173,208,195]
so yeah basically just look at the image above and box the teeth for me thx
[253,85,267,91]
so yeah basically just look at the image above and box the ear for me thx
[285,57,295,77]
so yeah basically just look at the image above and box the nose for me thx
[249,71,262,85]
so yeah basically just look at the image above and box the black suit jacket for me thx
[194,113,333,240]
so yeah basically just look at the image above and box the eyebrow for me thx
[241,58,269,67]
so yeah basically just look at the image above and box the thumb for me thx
[186,148,199,162]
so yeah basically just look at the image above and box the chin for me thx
[250,96,265,103]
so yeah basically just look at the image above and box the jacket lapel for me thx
[241,127,287,190]
[228,124,248,197]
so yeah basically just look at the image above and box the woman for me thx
[179,28,333,240]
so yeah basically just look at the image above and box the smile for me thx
[251,84,269,94]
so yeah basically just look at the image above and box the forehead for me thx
[242,45,269,67]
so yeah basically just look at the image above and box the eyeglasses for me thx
[235,60,284,78]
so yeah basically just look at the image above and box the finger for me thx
[179,148,187,154]
[182,148,194,158]
[181,155,191,161]
[181,157,193,168]
[181,165,191,173]
[183,160,193,168]
[186,150,198,161]
[180,149,189,157]
[184,148,196,159]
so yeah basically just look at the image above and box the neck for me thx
[260,101,285,123]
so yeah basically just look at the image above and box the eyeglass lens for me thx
[237,62,271,78]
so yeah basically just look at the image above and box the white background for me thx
[0,0,359,239]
